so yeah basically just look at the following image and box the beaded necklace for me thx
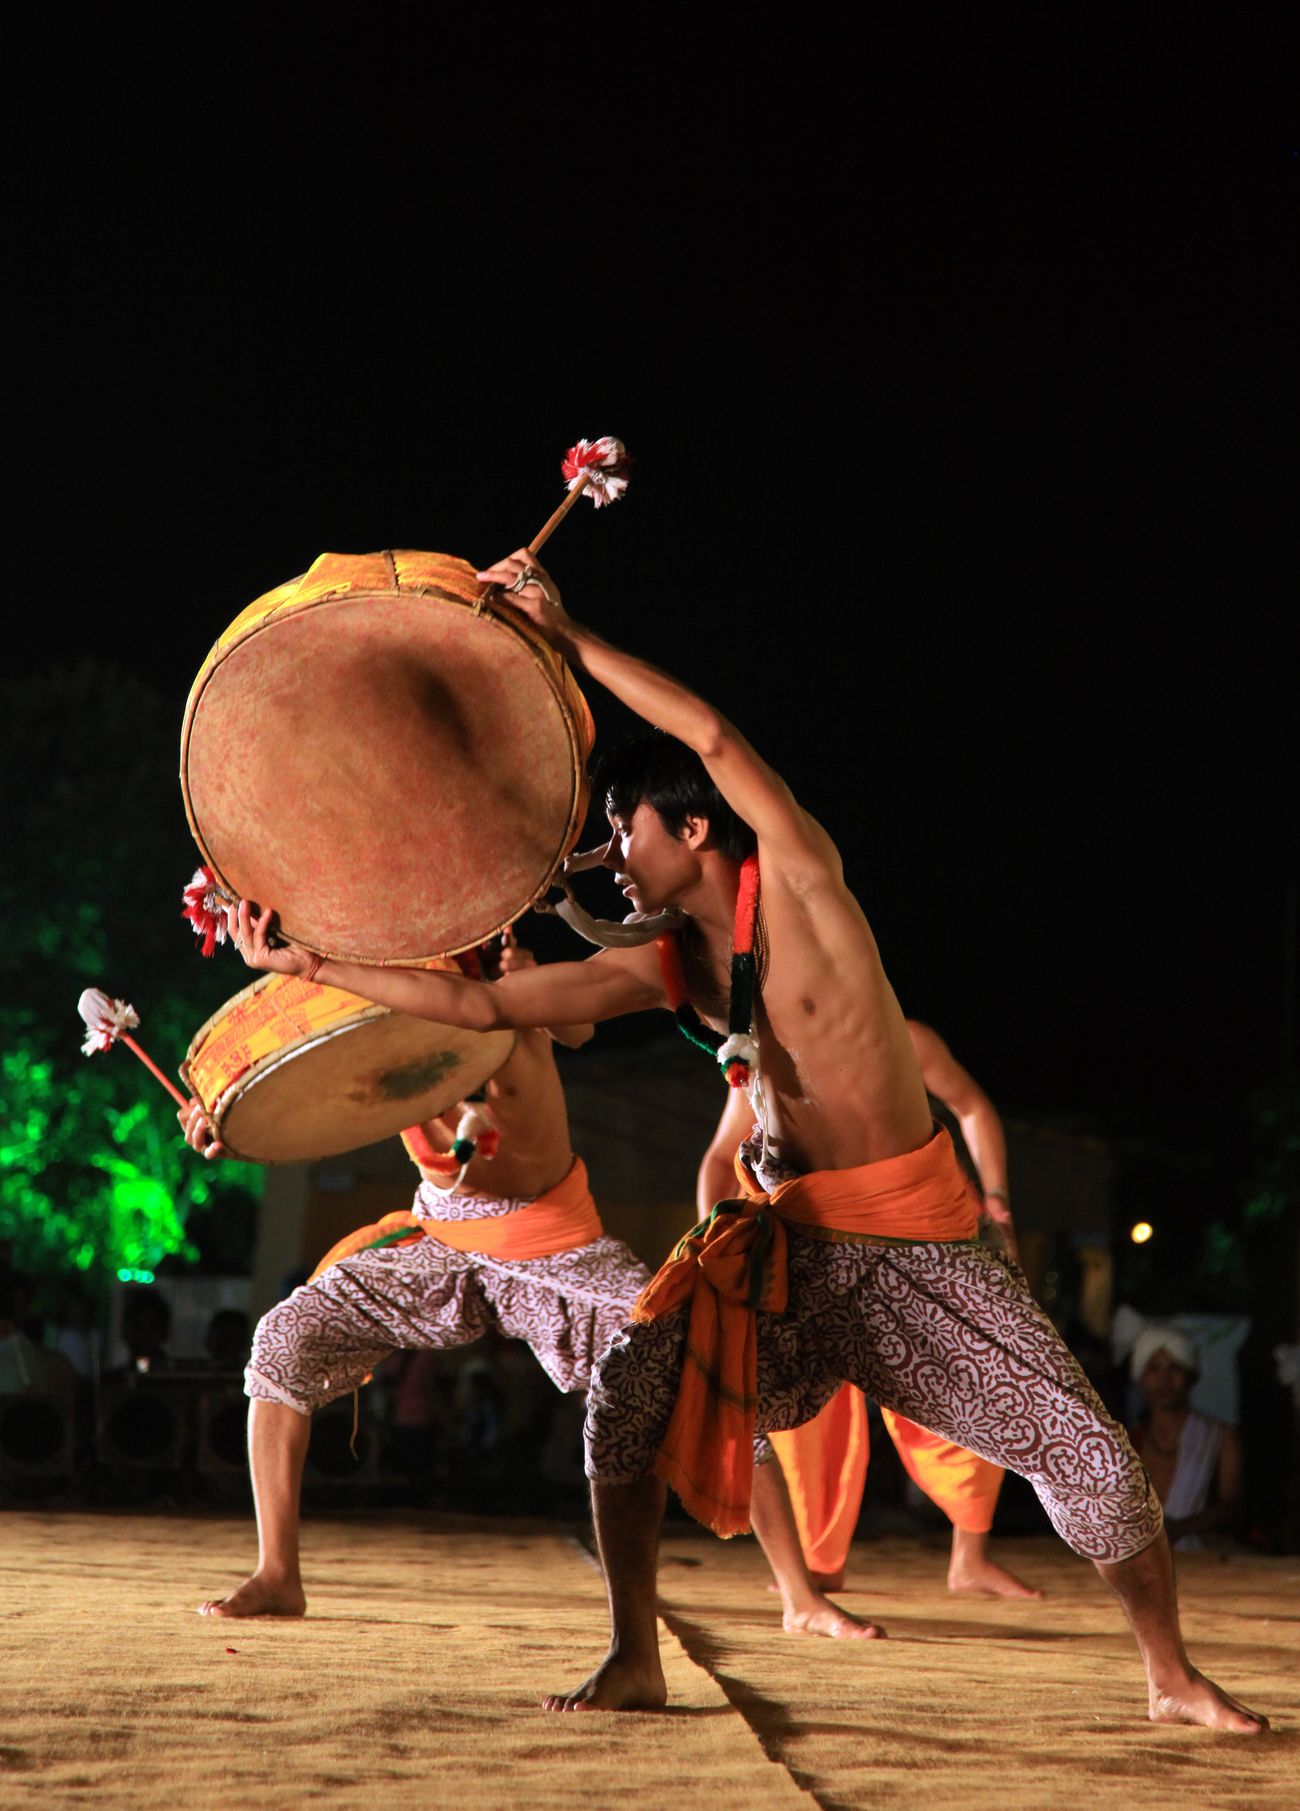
[401,1106,501,1193]
[655,853,761,1089]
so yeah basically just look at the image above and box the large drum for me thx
[180,550,595,964]
[181,971,516,1164]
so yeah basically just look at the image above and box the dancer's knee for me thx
[245,1299,344,1416]
[583,1317,680,1483]
[1036,1423,1165,1563]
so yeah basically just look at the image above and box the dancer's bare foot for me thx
[197,1572,307,1618]
[947,1528,1042,1598]
[542,1649,668,1713]
[947,1555,1043,1599]
[1149,1669,1267,1734]
[783,1597,885,1639]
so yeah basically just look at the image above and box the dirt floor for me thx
[1,1513,1296,1811]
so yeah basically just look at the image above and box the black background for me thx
[6,10,1295,1123]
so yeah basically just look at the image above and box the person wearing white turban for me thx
[1128,1328,1242,1551]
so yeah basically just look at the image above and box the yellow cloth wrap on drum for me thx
[185,974,388,1106]
[419,1158,602,1260]
[203,549,594,761]
[214,551,485,648]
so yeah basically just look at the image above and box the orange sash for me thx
[308,1211,425,1284]
[418,1157,602,1260]
[632,1127,978,1538]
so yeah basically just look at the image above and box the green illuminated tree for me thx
[1,664,262,1286]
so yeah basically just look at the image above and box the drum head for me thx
[207,1011,516,1164]
[181,551,593,963]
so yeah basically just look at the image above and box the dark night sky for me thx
[6,14,1295,1124]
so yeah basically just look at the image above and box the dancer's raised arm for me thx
[480,551,839,880]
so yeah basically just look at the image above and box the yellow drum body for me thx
[182,972,516,1164]
[180,550,595,964]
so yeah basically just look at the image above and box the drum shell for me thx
[182,972,516,1165]
[180,550,595,964]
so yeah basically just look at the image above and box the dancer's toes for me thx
[541,1652,668,1713]
[1150,1670,1268,1734]
[196,1574,306,1618]
[783,1598,885,1640]
[947,1557,1043,1599]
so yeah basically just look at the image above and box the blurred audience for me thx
[1128,1326,1242,1550]
[204,1308,251,1372]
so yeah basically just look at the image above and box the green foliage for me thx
[1,664,263,1288]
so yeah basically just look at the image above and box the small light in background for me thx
[1129,1222,1154,1245]
[117,1267,156,1284]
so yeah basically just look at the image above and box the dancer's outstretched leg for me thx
[750,1457,884,1638]
[1096,1532,1265,1732]
[198,1399,310,1617]
[543,1476,669,1712]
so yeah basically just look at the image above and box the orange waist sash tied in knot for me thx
[419,1157,602,1261]
[631,1126,979,1538]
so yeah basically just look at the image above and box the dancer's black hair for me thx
[594,730,757,860]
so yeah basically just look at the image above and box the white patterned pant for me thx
[586,1233,1162,1563]
[247,1232,650,1413]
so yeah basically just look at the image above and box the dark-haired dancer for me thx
[226,549,1264,1731]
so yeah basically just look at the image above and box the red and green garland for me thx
[656,853,760,1089]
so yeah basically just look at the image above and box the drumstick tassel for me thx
[76,988,189,1109]
[182,864,230,958]
[527,436,633,555]
[560,436,632,509]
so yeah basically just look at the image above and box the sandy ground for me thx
[1,1513,1296,1811]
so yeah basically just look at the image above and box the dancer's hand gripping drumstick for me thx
[77,989,225,1160]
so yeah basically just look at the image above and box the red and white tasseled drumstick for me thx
[527,436,632,555]
[77,989,189,1109]
[182,864,231,958]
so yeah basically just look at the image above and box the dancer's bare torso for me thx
[410,1027,577,1202]
[586,815,933,1175]
[725,879,921,1172]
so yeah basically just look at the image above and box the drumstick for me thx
[528,471,594,555]
[527,437,632,556]
[77,989,189,1109]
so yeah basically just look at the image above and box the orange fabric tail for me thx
[632,1199,788,1538]
[882,1409,1004,1532]
[419,1158,602,1261]
[769,1384,870,1575]
[637,1127,978,1539]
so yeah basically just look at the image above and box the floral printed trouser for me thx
[246,1231,650,1412]
[585,1233,1162,1563]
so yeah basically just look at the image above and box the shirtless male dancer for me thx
[702,1021,1039,1603]
[183,942,862,1638]
[179,942,651,1617]
[224,547,1264,1731]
